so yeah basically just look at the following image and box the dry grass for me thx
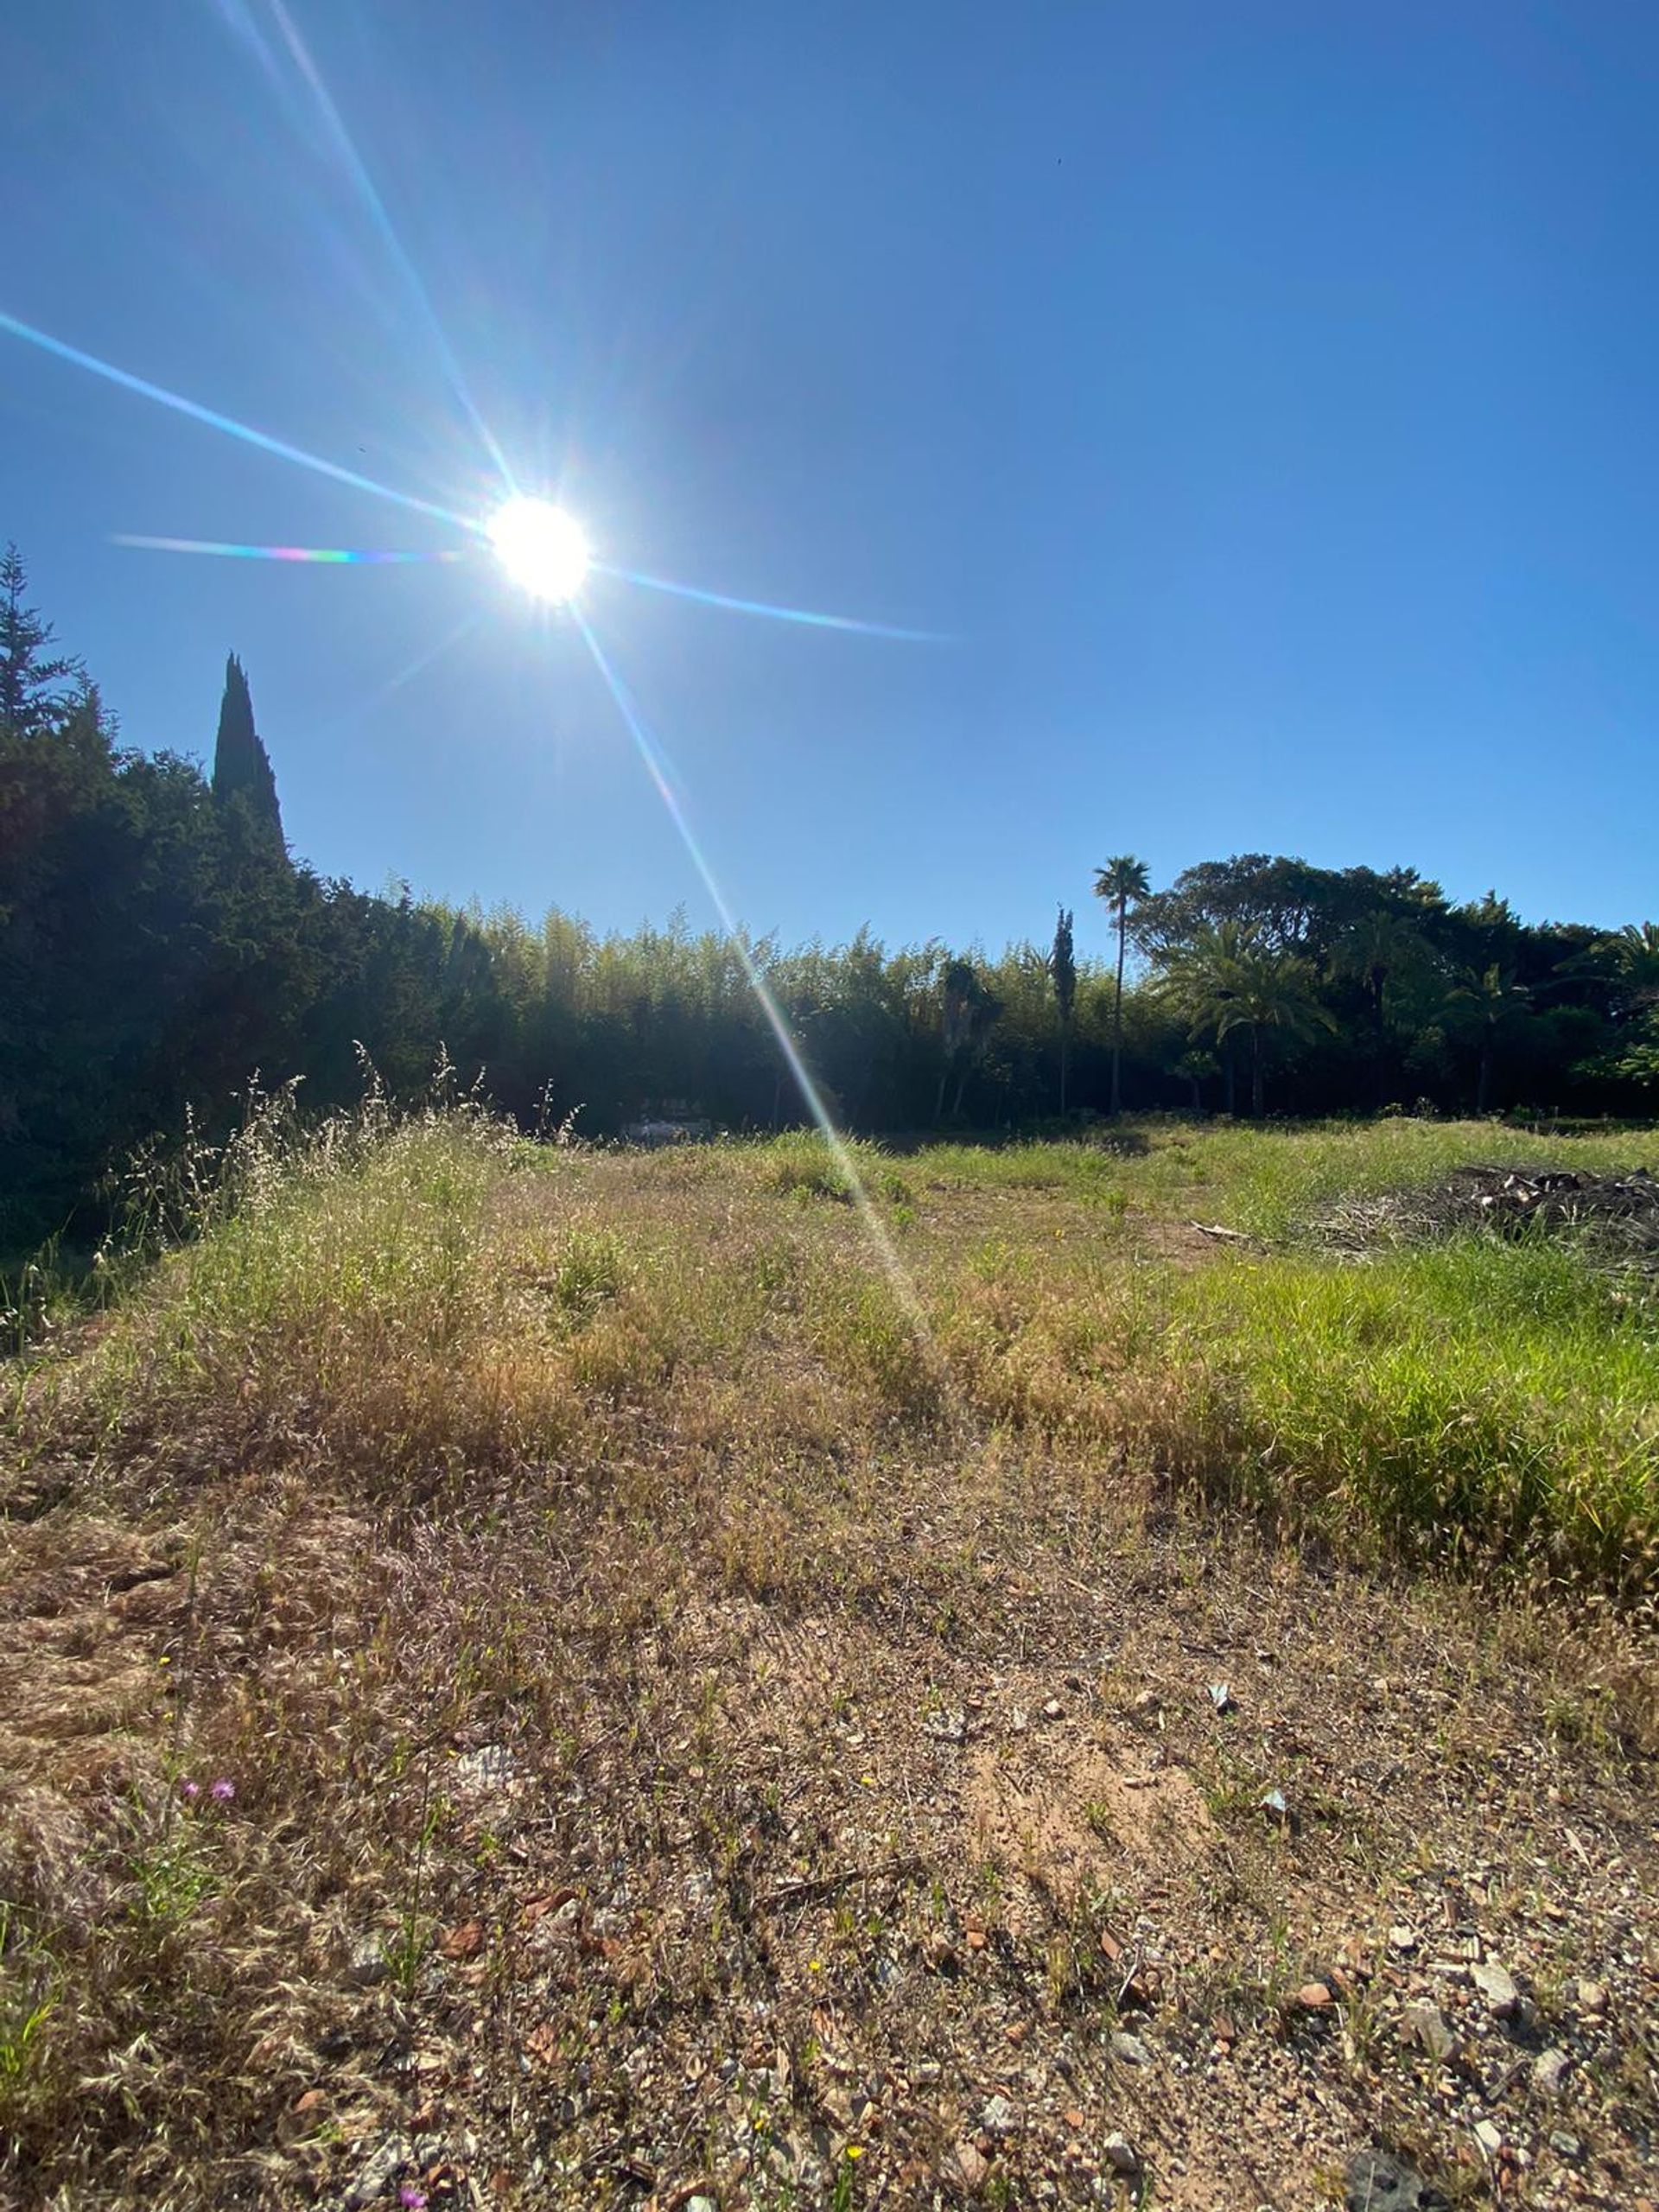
[0,1112,1656,2209]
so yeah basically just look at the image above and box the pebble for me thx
[344,1934,389,1988]
[1110,2031,1154,2066]
[1575,1978,1608,2016]
[1102,2133,1140,2174]
[980,2094,1019,2135]
[686,2199,717,2212]
[1389,1924,1419,1954]
[1549,2132,1585,2162]
[1470,1960,1520,2017]
[343,2136,414,2210]
[944,2139,988,2195]
[1344,2147,1432,2211]
[1533,2047,1572,2095]
[1402,2000,1455,2060]
[1296,1981,1333,2012]
[1473,2119,1503,2158]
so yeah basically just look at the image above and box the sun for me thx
[486,496,590,603]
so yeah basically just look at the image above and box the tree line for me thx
[2,541,1655,1245]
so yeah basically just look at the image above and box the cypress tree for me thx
[211,652,285,856]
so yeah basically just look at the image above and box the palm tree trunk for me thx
[1110,900,1127,1114]
[1251,1027,1265,1119]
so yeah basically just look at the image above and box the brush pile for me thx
[1320,1162,1659,1265]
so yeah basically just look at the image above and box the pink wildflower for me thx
[398,2190,428,2210]
[179,1779,200,1801]
[210,1777,235,1803]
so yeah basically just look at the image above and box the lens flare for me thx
[570,605,944,1371]
[597,561,950,642]
[0,308,469,530]
[487,498,589,603]
[111,533,464,565]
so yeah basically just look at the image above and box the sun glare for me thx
[486,496,589,603]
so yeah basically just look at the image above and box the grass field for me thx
[2,1112,1656,2208]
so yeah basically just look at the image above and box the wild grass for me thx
[2,1103,1656,2206]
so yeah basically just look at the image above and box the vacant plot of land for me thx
[1,1116,1655,2209]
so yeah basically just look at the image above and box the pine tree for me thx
[211,652,285,857]
[0,543,83,739]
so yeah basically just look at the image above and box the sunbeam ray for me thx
[571,605,942,1357]
[112,533,466,565]
[264,0,516,491]
[598,561,950,643]
[0,308,473,531]
[321,611,482,734]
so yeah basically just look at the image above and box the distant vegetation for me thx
[3,538,1657,1247]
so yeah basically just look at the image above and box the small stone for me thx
[687,2199,717,2212]
[1042,1697,1064,1719]
[1548,2132,1584,2162]
[1260,1787,1289,1818]
[1110,2031,1154,2066]
[1575,1978,1608,2016]
[1402,2000,1455,2060]
[344,2136,414,2210]
[1344,2147,1431,2211]
[980,2094,1019,2136]
[1209,1682,1236,1713]
[943,2139,988,2195]
[1296,1981,1334,2012]
[1533,2047,1572,2095]
[1389,1924,1419,1955]
[1102,2133,1140,2174]
[1470,1960,1520,2018]
[452,1741,518,1796]
[1473,2119,1502,2158]
[344,1935,389,1988]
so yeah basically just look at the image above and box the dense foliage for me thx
[2,543,1655,1244]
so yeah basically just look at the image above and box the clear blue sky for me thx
[4,2,1656,958]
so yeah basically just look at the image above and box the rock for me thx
[1402,2001,1455,2061]
[1042,1697,1065,1719]
[1208,1682,1236,1713]
[1102,2133,1140,2174]
[1472,2120,1502,2158]
[1296,1981,1334,2012]
[1344,2147,1433,2211]
[1575,1978,1608,2016]
[452,1742,517,1796]
[980,2094,1019,2135]
[687,2199,717,2212]
[1259,1787,1289,1818]
[344,1934,390,1988]
[344,2135,414,2209]
[1533,2047,1572,2095]
[1388,1924,1419,1955]
[943,2139,988,2196]
[1470,1960,1520,2018]
[1548,2132,1584,2162]
[1109,2031,1154,2066]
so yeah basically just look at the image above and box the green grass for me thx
[1178,1239,1659,1585]
[10,1109,1656,1586]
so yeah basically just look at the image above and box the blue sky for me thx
[4,2,1656,958]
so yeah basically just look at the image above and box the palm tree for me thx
[1093,855,1151,1114]
[1599,922,1659,1014]
[1331,908,1430,1109]
[1154,921,1334,1117]
[1448,963,1530,1115]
